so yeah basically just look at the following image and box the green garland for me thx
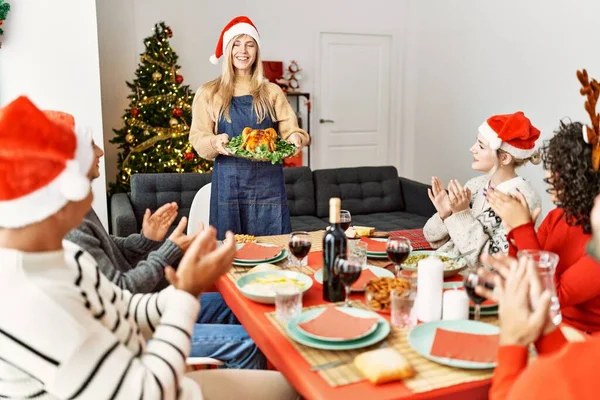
[0,0,10,48]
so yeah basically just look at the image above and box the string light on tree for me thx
[108,21,213,194]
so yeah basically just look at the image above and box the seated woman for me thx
[487,116,600,333]
[477,189,600,399]
[0,96,297,400]
[423,111,542,267]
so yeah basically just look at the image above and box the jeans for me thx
[191,293,266,370]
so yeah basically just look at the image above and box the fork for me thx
[310,341,388,371]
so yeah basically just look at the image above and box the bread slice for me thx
[354,348,415,384]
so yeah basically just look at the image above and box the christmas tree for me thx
[0,0,10,49]
[109,22,212,194]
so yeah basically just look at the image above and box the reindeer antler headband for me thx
[577,69,600,171]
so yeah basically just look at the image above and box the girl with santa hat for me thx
[423,111,542,267]
[189,16,310,239]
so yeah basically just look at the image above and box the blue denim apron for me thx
[210,95,292,239]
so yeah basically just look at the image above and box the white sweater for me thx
[0,241,202,400]
[423,175,541,267]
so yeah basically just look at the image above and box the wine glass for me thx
[386,237,412,277]
[334,257,363,307]
[288,231,312,268]
[463,270,487,321]
[340,210,352,231]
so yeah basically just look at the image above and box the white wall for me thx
[405,0,600,217]
[96,0,410,184]
[0,0,108,228]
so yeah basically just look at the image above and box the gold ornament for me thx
[169,118,179,127]
[152,71,163,81]
[143,130,151,136]
[125,133,135,143]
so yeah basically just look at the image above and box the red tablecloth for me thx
[215,251,490,400]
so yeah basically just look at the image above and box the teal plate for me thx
[234,243,286,264]
[286,307,390,350]
[236,270,312,304]
[366,252,389,259]
[295,307,380,342]
[408,320,499,369]
[313,265,394,291]
[233,249,288,266]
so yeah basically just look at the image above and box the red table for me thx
[215,252,492,400]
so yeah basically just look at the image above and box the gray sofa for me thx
[110,166,436,237]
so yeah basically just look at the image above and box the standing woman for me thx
[190,16,310,239]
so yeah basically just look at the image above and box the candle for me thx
[442,289,470,320]
[416,257,444,322]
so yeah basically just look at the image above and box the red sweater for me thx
[491,329,599,400]
[508,208,600,333]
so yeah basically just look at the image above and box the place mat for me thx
[266,301,497,392]
[257,230,326,253]
[389,229,432,251]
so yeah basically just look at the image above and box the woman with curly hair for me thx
[486,119,600,333]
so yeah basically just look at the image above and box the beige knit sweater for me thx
[423,175,541,267]
[189,75,310,161]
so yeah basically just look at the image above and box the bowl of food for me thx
[236,270,313,304]
[401,251,468,278]
[234,234,256,244]
[365,277,413,314]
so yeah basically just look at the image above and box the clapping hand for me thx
[165,227,236,298]
[447,179,472,214]
[167,217,198,252]
[142,202,179,241]
[427,177,453,220]
[485,189,540,231]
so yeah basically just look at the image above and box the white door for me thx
[317,32,392,169]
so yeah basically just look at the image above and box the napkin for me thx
[430,328,499,363]
[351,268,378,290]
[360,237,387,253]
[298,307,380,340]
[235,243,283,261]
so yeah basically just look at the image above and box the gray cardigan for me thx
[65,210,183,293]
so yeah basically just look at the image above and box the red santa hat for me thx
[209,16,260,65]
[0,96,94,228]
[478,111,541,159]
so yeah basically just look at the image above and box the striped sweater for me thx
[0,240,202,399]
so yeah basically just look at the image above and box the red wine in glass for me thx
[288,239,312,259]
[340,210,351,231]
[335,258,362,307]
[340,221,351,231]
[387,248,410,265]
[464,272,490,320]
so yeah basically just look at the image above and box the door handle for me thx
[319,119,335,123]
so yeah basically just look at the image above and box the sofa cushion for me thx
[284,167,316,217]
[313,166,405,218]
[290,215,327,232]
[352,211,429,231]
[130,173,211,231]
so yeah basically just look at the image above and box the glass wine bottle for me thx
[323,197,346,302]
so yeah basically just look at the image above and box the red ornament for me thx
[184,151,195,161]
[0,21,3,26]
[172,108,183,117]
[165,27,173,37]
[175,74,184,84]
[130,107,139,117]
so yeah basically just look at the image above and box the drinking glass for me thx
[386,237,412,277]
[334,257,363,307]
[463,269,487,321]
[517,250,562,325]
[275,286,303,322]
[288,231,312,268]
[391,288,417,328]
[340,210,352,231]
[348,240,368,267]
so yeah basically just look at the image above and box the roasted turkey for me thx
[241,127,278,152]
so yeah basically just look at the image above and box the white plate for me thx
[313,265,394,291]
[236,270,313,304]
